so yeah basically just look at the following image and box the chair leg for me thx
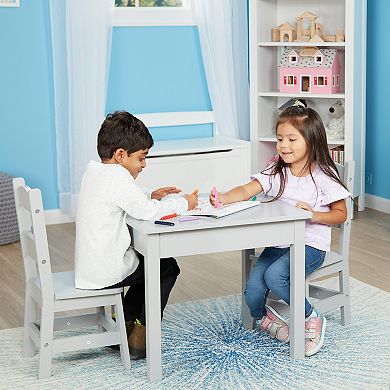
[339,269,351,326]
[23,286,37,357]
[114,294,131,369]
[38,307,54,380]
[305,281,310,299]
[242,249,255,329]
[97,306,106,332]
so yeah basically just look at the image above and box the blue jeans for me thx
[244,245,325,319]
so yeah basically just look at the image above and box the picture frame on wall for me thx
[0,0,20,7]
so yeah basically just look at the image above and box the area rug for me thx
[0,277,389,390]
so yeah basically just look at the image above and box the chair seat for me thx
[32,271,123,300]
[322,250,343,267]
[250,249,343,270]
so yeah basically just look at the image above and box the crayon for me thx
[160,213,177,220]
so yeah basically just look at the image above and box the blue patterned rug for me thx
[1,278,389,390]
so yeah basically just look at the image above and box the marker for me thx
[212,186,220,208]
[154,220,175,226]
[251,196,257,201]
[179,216,200,222]
[160,213,177,220]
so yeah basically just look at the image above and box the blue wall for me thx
[366,0,390,199]
[0,1,389,210]
[0,0,58,209]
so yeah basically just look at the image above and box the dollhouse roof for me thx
[280,48,337,68]
[278,22,295,31]
[296,11,318,20]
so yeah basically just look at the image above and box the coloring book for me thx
[180,197,260,218]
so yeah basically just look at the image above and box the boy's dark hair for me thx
[97,111,154,160]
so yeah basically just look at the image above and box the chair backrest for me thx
[13,178,54,298]
[334,161,355,258]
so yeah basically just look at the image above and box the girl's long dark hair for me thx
[262,102,346,202]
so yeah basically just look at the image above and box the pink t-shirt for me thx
[251,166,351,252]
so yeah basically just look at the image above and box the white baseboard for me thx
[44,209,75,225]
[365,194,390,214]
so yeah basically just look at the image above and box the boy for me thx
[75,111,198,359]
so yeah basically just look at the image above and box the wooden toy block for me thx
[336,30,345,42]
[324,35,336,42]
[271,11,345,44]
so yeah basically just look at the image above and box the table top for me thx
[126,196,312,235]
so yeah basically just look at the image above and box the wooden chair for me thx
[305,161,354,325]
[13,178,130,379]
[247,161,354,325]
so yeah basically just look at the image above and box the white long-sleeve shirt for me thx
[75,160,188,289]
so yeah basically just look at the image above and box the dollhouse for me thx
[279,47,341,94]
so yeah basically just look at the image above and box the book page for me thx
[181,197,260,218]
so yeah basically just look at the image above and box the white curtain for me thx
[50,0,112,215]
[193,0,250,140]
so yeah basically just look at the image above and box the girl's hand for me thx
[295,201,313,212]
[151,186,181,200]
[209,190,225,207]
[295,201,317,221]
[183,193,198,210]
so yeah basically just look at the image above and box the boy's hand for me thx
[209,190,225,207]
[151,187,181,200]
[183,192,198,210]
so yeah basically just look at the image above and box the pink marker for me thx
[212,186,220,208]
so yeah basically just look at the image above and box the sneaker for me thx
[108,320,134,351]
[128,319,146,360]
[257,306,289,342]
[305,312,327,357]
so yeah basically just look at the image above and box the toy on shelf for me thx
[279,47,341,94]
[272,11,345,43]
[326,99,345,140]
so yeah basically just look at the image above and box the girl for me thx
[210,100,350,356]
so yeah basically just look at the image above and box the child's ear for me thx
[113,148,126,163]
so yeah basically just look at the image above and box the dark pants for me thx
[106,253,180,325]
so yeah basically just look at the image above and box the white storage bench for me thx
[135,112,251,193]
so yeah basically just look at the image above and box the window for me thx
[112,0,194,26]
[315,55,323,64]
[115,0,183,7]
[317,76,325,86]
[287,75,294,85]
[336,75,340,86]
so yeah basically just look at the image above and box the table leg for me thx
[289,220,305,359]
[241,249,255,329]
[144,235,163,381]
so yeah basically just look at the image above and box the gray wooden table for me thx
[126,197,311,382]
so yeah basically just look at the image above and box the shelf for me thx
[258,92,345,99]
[259,42,345,48]
[258,137,345,146]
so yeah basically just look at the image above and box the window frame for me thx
[317,75,326,86]
[286,75,295,86]
[112,0,195,26]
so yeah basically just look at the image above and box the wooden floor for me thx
[0,207,389,330]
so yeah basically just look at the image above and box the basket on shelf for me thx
[0,172,20,245]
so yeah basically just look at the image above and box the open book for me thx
[180,197,260,218]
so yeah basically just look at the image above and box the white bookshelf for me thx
[249,0,366,209]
